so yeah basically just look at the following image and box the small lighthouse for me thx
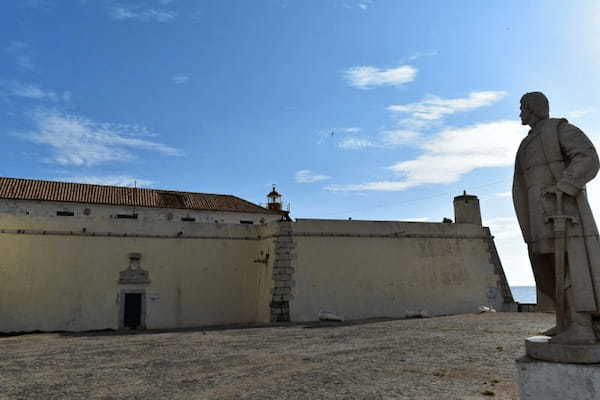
[267,185,283,211]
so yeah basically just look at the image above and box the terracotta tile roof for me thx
[0,177,279,214]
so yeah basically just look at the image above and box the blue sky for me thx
[2,0,600,285]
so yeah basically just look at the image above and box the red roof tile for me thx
[0,177,278,214]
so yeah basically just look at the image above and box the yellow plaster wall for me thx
[289,220,507,321]
[0,214,275,332]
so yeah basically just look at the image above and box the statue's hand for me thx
[542,185,565,198]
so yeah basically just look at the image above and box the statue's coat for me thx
[513,118,600,312]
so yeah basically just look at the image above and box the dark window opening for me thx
[57,211,74,216]
[181,217,196,222]
[117,213,138,219]
[123,293,142,329]
[240,220,254,225]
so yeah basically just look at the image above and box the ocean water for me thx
[510,286,537,304]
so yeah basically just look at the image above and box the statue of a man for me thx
[513,91,600,344]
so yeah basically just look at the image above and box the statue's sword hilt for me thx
[545,190,578,332]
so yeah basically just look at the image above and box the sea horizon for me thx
[509,285,536,304]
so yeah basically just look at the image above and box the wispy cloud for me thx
[337,129,420,150]
[172,73,190,85]
[343,65,417,89]
[408,50,438,61]
[21,109,183,167]
[107,3,177,22]
[295,170,331,183]
[388,91,507,125]
[5,41,35,71]
[495,191,512,198]
[0,80,70,102]
[483,217,522,240]
[337,137,375,150]
[327,120,525,191]
[356,0,373,10]
[59,175,153,187]
[565,107,595,120]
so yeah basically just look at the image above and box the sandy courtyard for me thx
[0,312,552,399]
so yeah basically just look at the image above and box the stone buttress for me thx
[270,221,296,322]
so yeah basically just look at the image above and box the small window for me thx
[240,220,254,225]
[181,217,196,222]
[117,213,138,219]
[57,211,74,216]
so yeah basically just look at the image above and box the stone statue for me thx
[513,91,600,345]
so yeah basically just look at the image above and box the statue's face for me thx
[520,101,533,126]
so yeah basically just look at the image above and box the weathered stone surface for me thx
[272,273,291,281]
[513,91,600,344]
[273,267,294,274]
[118,254,150,284]
[517,355,600,399]
[275,253,297,262]
[525,335,600,363]
[271,287,291,295]
[274,242,295,249]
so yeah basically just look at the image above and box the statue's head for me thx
[520,92,549,126]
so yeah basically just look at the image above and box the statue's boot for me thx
[550,313,596,344]
[543,326,558,336]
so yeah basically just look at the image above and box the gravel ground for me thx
[0,312,553,400]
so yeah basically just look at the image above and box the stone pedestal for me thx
[517,356,600,400]
[525,335,600,363]
[518,336,600,399]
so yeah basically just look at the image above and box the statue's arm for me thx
[513,162,531,243]
[556,123,600,196]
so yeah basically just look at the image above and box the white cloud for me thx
[338,137,375,150]
[5,41,35,70]
[388,91,507,122]
[343,65,417,89]
[483,217,521,240]
[327,120,525,191]
[172,73,190,85]
[565,107,595,120]
[337,129,420,150]
[0,80,69,102]
[341,127,361,133]
[295,170,331,183]
[496,191,512,198]
[484,216,533,286]
[21,109,183,167]
[60,175,153,187]
[108,4,177,22]
[356,1,373,10]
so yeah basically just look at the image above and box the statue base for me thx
[517,355,600,399]
[525,335,600,363]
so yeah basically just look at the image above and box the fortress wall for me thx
[288,219,513,321]
[0,211,514,332]
[0,214,276,333]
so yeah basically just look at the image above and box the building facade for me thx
[0,178,514,333]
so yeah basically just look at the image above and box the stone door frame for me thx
[118,289,147,330]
